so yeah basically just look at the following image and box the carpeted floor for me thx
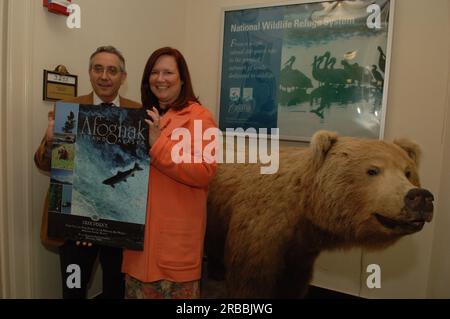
[200,260,361,299]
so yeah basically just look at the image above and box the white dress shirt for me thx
[93,92,120,106]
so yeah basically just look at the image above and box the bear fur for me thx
[205,130,434,298]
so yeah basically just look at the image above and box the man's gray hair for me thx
[89,45,126,72]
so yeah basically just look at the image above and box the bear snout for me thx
[404,188,434,222]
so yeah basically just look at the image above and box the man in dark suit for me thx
[34,46,141,299]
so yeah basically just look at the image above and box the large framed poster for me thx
[219,0,394,141]
[47,102,150,250]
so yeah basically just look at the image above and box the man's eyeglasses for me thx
[91,65,121,76]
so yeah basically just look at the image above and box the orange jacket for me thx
[122,103,217,282]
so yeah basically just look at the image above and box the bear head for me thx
[306,130,434,250]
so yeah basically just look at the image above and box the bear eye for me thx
[405,171,411,179]
[367,167,380,176]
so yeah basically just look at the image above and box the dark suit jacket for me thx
[35,93,141,247]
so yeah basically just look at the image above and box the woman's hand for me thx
[145,107,162,146]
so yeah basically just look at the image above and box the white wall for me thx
[2,0,35,298]
[0,0,7,299]
[428,3,450,298]
[184,0,450,298]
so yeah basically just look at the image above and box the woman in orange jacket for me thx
[122,47,217,298]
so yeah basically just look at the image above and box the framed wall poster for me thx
[218,0,394,141]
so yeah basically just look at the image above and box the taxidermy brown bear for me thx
[205,130,434,298]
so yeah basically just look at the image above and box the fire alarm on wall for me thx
[43,0,72,16]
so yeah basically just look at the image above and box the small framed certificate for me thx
[43,69,78,101]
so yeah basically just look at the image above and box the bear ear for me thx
[310,130,338,167]
[393,138,422,167]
